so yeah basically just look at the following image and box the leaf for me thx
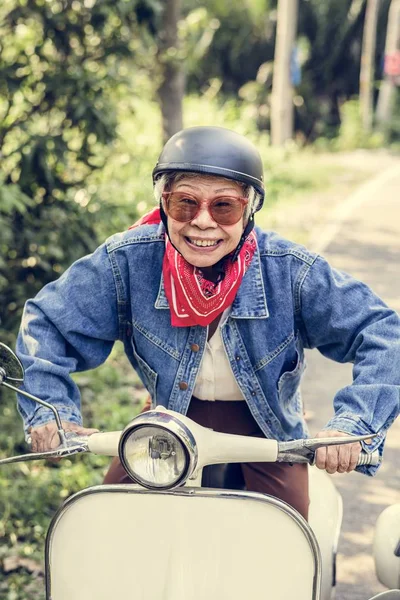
[0,184,33,216]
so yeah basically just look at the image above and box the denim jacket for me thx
[16,222,400,473]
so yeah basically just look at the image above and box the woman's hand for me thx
[315,430,362,474]
[29,421,99,454]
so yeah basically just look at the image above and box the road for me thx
[302,164,400,599]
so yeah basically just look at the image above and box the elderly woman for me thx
[16,127,400,521]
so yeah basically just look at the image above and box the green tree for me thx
[179,0,393,141]
[183,0,277,94]
[156,0,184,142]
[0,0,157,342]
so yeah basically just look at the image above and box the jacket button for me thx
[179,381,188,390]
[235,356,241,361]
[190,343,200,352]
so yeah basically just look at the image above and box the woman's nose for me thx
[190,205,218,229]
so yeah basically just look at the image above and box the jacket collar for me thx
[230,243,269,318]
[155,242,269,319]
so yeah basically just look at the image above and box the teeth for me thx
[189,238,219,247]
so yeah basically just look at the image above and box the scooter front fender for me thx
[374,504,400,590]
[46,485,322,600]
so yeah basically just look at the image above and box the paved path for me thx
[302,163,400,599]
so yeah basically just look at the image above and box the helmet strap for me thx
[159,201,169,234]
[231,214,255,262]
[160,201,194,262]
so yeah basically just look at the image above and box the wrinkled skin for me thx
[30,421,99,456]
[315,430,364,474]
[165,176,245,270]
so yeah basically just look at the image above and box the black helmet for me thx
[153,126,265,212]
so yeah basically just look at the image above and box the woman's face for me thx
[165,176,246,268]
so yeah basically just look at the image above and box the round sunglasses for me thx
[162,192,248,226]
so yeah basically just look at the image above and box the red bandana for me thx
[130,208,257,327]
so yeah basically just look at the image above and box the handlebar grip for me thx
[357,450,380,467]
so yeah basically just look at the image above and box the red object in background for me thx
[384,51,400,78]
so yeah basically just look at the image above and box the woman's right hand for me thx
[29,421,99,453]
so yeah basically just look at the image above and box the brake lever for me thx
[276,432,377,465]
[0,433,90,467]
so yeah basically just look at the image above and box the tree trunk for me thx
[360,0,381,132]
[376,0,400,127]
[157,0,185,144]
[271,0,299,146]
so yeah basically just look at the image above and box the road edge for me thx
[308,163,400,254]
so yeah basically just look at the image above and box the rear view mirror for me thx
[0,343,64,434]
[0,343,24,386]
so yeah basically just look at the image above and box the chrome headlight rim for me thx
[118,410,198,490]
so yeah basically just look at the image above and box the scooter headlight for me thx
[118,411,197,490]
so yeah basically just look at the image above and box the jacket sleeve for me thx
[16,243,121,434]
[297,255,400,472]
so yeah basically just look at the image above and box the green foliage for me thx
[334,99,385,151]
[89,93,160,240]
[295,0,393,139]
[0,0,158,342]
[294,0,365,137]
[180,0,394,141]
[182,0,277,94]
[383,88,400,145]
[0,182,98,345]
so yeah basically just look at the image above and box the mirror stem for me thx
[0,381,66,446]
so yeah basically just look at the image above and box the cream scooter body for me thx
[47,485,322,600]
[44,450,392,600]
[374,504,400,590]
[45,412,350,600]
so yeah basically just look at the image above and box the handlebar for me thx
[356,450,381,467]
[0,430,123,466]
[0,345,382,471]
[0,429,381,468]
[276,433,380,466]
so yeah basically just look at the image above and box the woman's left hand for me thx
[314,430,362,474]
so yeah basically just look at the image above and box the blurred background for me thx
[0,0,399,597]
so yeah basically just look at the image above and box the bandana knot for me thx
[130,207,257,327]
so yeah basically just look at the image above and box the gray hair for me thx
[153,172,261,223]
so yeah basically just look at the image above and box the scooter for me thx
[0,342,399,600]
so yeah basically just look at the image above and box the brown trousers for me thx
[104,397,309,520]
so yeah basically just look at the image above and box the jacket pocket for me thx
[277,335,305,411]
[130,336,158,405]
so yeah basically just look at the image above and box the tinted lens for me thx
[210,197,245,225]
[165,193,246,225]
[167,194,200,222]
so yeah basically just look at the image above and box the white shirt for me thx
[193,309,245,401]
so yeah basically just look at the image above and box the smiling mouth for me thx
[185,237,222,248]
